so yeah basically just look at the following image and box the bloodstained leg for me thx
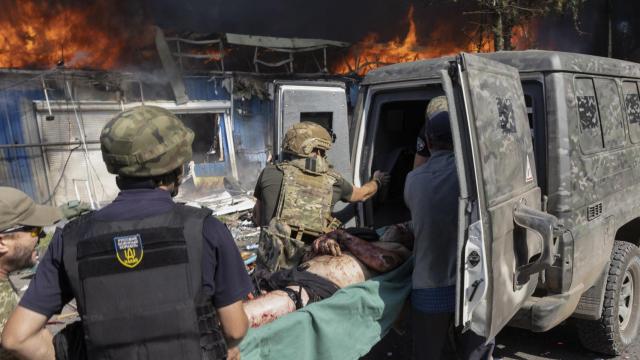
[244,286,310,327]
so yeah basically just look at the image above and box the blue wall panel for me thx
[0,89,44,199]
[183,77,231,101]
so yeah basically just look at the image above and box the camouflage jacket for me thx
[0,280,17,332]
[0,280,18,360]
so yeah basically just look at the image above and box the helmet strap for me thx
[288,155,330,175]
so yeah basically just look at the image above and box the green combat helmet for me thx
[100,106,194,177]
[426,95,449,120]
[282,121,333,158]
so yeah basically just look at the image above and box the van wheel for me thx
[576,241,640,355]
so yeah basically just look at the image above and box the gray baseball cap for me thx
[426,111,453,144]
[0,187,62,231]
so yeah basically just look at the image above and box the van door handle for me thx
[512,203,559,290]
[468,279,484,301]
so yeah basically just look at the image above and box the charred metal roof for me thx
[362,50,640,85]
[225,33,349,49]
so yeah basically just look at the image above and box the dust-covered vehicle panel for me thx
[350,50,640,355]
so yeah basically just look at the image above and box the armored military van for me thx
[342,50,640,355]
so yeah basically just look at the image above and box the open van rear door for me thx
[274,81,352,182]
[442,53,557,340]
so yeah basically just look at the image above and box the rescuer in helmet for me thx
[253,121,389,272]
[2,106,252,360]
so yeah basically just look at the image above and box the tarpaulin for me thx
[240,257,413,360]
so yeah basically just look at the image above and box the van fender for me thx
[572,263,610,320]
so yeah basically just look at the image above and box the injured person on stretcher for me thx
[244,225,414,327]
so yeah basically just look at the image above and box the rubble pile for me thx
[217,210,260,274]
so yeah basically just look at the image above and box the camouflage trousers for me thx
[256,220,309,273]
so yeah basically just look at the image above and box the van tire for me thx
[576,241,640,355]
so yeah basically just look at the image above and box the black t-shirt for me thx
[253,164,354,226]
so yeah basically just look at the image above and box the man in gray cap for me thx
[405,112,493,359]
[413,96,449,169]
[0,187,61,340]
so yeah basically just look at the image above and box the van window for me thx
[522,80,547,195]
[361,87,439,228]
[300,112,333,131]
[622,81,640,144]
[594,78,625,148]
[575,78,604,153]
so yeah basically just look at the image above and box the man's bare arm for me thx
[1,306,54,360]
[349,171,389,203]
[349,181,379,203]
[217,300,249,358]
[318,230,406,273]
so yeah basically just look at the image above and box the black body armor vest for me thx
[61,205,227,360]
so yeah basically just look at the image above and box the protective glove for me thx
[58,200,92,220]
[372,170,391,188]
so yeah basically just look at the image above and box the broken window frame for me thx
[31,100,231,206]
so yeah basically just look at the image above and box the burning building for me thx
[0,0,628,211]
[0,1,358,212]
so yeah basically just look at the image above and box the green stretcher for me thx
[240,258,413,360]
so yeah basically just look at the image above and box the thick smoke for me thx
[145,0,640,62]
[146,0,413,43]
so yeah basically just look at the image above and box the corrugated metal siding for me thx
[0,89,44,199]
[38,109,119,206]
[183,77,231,101]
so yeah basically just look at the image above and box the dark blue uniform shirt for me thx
[20,189,253,318]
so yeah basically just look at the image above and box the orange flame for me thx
[334,6,542,75]
[200,47,232,64]
[511,20,539,50]
[0,1,152,70]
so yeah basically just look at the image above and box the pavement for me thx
[495,322,640,360]
[362,320,640,360]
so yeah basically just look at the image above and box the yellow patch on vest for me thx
[114,234,144,268]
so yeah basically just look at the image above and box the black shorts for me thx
[253,266,340,304]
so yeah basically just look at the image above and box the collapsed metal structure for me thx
[0,29,356,213]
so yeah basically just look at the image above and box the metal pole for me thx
[139,81,145,104]
[65,80,99,209]
[253,47,260,73]
[0,140,100,149]
[323,47,328,73]
[227,76,238,180]
[218,40,225,72]
[40,77,53,117]
[176,40,183,71]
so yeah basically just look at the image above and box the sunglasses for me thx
[1,225,44,238]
